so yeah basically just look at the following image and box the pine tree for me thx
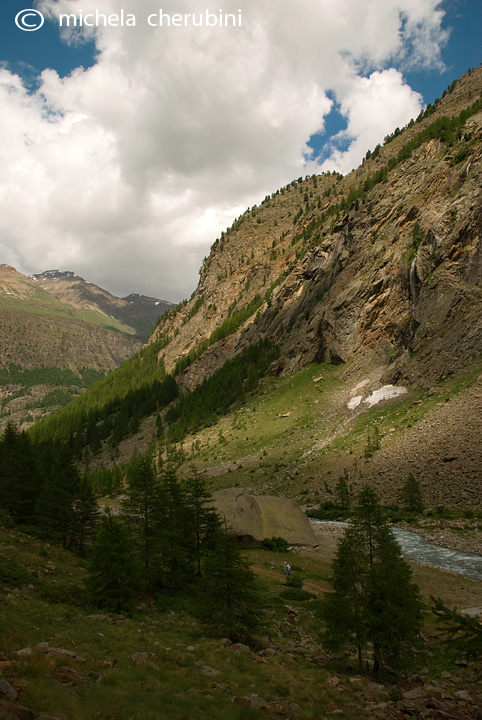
[68,475,99,555]
[158,466,190,586]
[87,511,142,612]
[401,473,424,513]
[198,527,264,641]
[36,444,81,546]
[0,422,40,524]
[335,471,351,510]
[122,452,161,585]
[184,466,221,577]
[321,486,423,677]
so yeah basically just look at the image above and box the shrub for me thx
[263,536,289,553]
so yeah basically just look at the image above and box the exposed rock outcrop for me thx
[212,487,318,546]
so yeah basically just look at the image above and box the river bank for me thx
[309,518,482,583]
[397,518,482,557]
[309,517,482,557]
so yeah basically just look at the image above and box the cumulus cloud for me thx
[0,0,447,300]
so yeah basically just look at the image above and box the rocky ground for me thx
[366,377,482,511]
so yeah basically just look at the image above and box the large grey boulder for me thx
[212,488,317,546]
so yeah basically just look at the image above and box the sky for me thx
[0,0,480,302]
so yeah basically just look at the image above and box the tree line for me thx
[0,427,262,642]
[1,427,477,677]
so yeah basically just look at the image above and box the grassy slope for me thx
[0,289,135,336]
[101,358,480,508]
[1,523,480,720]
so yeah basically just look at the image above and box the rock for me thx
[0,680,18,701]
[15,648,32,658]
[199,665,221,677]
[34,642,50,653]
[130,652,151,664]
[455,689,474,703]
[367,682,387,696]
[212,488,318,546]
[53,666,85,685]
[231,643,250,653]
[0,698,34,720]
[233,694,270,710]
[46,648,77,661]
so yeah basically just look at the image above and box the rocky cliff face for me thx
[152,68,482,395]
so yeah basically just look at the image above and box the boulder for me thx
[212,488,318,546]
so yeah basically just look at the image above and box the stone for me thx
[455,689,474,703]
[15,648,32,658]
[199,665,221,677]
[0,698,34,720]
[234,694,270,710]
[231,643,250,653]
[130,652,151,664]
[0,680,18,702]
[46,648,77,661]
[35,643,50,653]
[212,488,318,546]
[53,666,85,685]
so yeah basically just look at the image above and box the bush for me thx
[285,574,303,589]
[263,536,289,553]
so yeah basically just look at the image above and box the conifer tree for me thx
[401,473,424,513]
[0,423,41,524]
[122,452,161,585]
[68,475,99,555]
[335,471,351,510]
[321,486,423,677]
[158,466,190,585]
[87,510,142,612]
[198,526,264,641]
[36,444,81,546]
[184,466,221,576]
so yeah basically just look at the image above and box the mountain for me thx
[0,265,173,430]
[153,68,482,392]
[31,270,173,341]
[29,68,482,510]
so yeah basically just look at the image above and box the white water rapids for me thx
[310,520,482,582]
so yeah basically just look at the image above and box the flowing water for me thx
[310,520,482,582]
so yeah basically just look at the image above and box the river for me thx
[310,520,482,582]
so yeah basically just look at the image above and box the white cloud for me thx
[0,0,447,300]
[316,69,424,175]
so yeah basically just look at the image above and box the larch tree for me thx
[321,486,424,677]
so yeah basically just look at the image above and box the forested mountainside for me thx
[28,67,482,509]
[0,265,172,430]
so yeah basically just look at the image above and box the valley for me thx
[1,66,482,720]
